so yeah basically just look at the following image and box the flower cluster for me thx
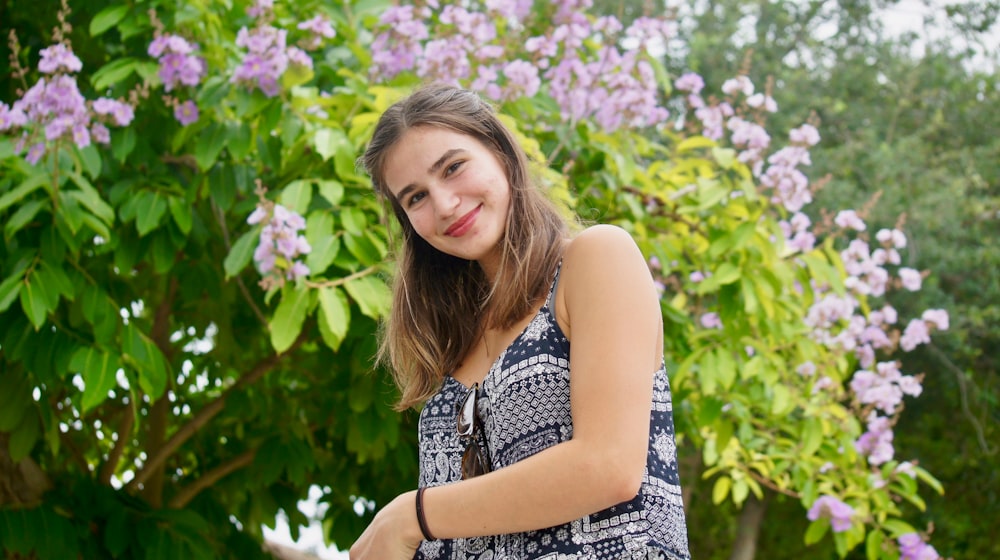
[0,42,134,164]
[680,74,818,211]
[806,495,855,532]
[232,2,313,98]
[898,533,941,560]
[296,15,336,51]
[370,0,673,131]
[147,34,207,125]
[668,69,950,554]
[800,212,950,467]
[247,201,312,288]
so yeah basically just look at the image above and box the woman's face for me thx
[383,126,511,274]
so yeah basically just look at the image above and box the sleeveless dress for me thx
[414,266,691,560]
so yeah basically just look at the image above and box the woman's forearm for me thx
[419,433,647,539]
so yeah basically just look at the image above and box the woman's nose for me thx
[432,187,460,217]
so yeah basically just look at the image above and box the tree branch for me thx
[168,448,257,509]
[142,277,179,508]
[213,199,269,327]
[126,331,308,492]
[926,342,997,455]
[304,264,380,289]
[98,405,135,486]
[745,468,800,499]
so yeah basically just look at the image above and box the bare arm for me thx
[350,225,664,557]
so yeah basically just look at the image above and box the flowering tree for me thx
[0,0,952,558]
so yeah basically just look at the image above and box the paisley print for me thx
[414,266,691,559]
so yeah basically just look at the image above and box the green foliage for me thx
[0,0,976,558]
[656,0,999,556]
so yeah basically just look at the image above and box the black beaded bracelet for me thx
[416,487,436,541]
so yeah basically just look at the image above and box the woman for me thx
[351,84,690,560]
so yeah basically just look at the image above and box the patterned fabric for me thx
[415,266,691,560]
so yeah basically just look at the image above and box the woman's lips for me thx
[444,205,482,237]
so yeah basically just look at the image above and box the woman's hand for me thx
[349,490,423,560]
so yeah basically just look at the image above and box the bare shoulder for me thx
[556,225,658,333]
[562,224,647,272]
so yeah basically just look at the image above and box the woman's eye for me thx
[445,161,463,175]
[407,192,426,207]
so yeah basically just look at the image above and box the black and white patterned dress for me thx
[414,267,691,560]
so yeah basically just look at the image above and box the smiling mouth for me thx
[445,205,482,237]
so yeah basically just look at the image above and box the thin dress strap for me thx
[545,261,563,311]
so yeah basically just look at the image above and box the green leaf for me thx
[0,269,25,313]
[68,172,115,224]
[39,261,76,302]
[697,350,718,395]
[801,417,823,456]
[19,275,51,329]
[195,123,230,171]
[804,519,830,545]
[224,229,259,280]
[881,519,916,538]
[913,465,945,495]
[771,384,792,416]
[731,478,749,505]
[4,199,47,239]
[343,231,381,265]
[344,275,390,319]
[168,196,193,234]
[712,147,737,168]
[865,528,885,560]
[340,207,368,235]
[136,190,168,236]
[314,128,350,161]
[676,136,717,152]
[280,180,313,215]
[226,120,252,160]
[317,286,350,350]
[90,57,139,91]
[305,213,338,274]
[697,177,729,210]
[714,348,737,390]
[78,145,102,179]
[123,325,168,399]
[713,262,741,285]
[113,126,137,162]
[71,347,123,413]
[317,180,344,206]
[270,287,311,354]
[89,4,129,36]
[0,173,48,214]
[270,287,312,353]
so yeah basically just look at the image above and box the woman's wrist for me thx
[395,490,427,544]
[415,487,436,541]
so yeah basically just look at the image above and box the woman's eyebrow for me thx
[395,148,468,203]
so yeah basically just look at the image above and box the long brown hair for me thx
[361,84,569,410]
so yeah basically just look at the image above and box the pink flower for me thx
[790,124,820,146]
[898,533,940,560]
[721,75,754,96]
[899,267,922,291]
[746,93,778,112]
[174,100,199,126]
[834,210,867,231]
[700,312,722,329]
[38,43,83,74]
[900,319,931,351]
[807,495,855,532]
[921,309,949,330]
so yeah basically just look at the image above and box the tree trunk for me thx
[728,492,771,560]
